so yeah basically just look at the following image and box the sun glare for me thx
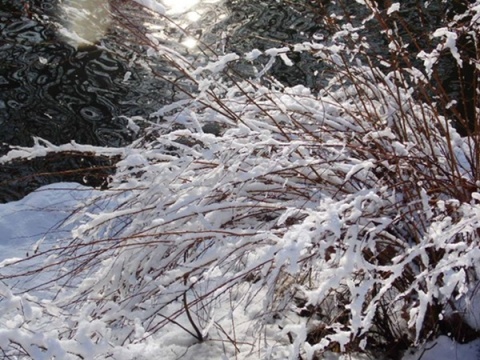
[186,11,201,22]
[182,37,198,49]
[162,0,200,14]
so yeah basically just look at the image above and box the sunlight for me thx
[186,11,201,22]
[59,0,111,47]
[162,0,199,14]
[182,37,198,49]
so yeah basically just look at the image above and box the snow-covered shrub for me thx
[2,1,480,359]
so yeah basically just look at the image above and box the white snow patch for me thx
[387,3,400,15]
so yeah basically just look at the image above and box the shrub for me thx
[2,1,480,359]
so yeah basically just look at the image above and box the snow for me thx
[0,138,126,164]
[433,28,462,67]
[403,336,480,360]
[245,49,263,61]
[1,138,478,358]
[3,0,480,358]
[193,53,240,74]
[0,183,99,262]
[133,0,166,14]
[387,3,400,15]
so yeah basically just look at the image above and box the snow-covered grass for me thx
[2,1,480,359]
[2,184,480,360]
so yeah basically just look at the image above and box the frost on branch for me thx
[2,1,480,359]
[8,53,477,358]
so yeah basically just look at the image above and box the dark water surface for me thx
[0,0,171,152]
[0,0,184,201]
[0,0,463,201]
[0,0,451,150]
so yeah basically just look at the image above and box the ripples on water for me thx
[0,0,454,201]
[0,0,181,152]
[0,0,184,200]
[0,0,231,156]
[205,0,383,88]
[214,0,448,89]
[0,1,454,147]
[211,0,324,87]
[0,0,439,150]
